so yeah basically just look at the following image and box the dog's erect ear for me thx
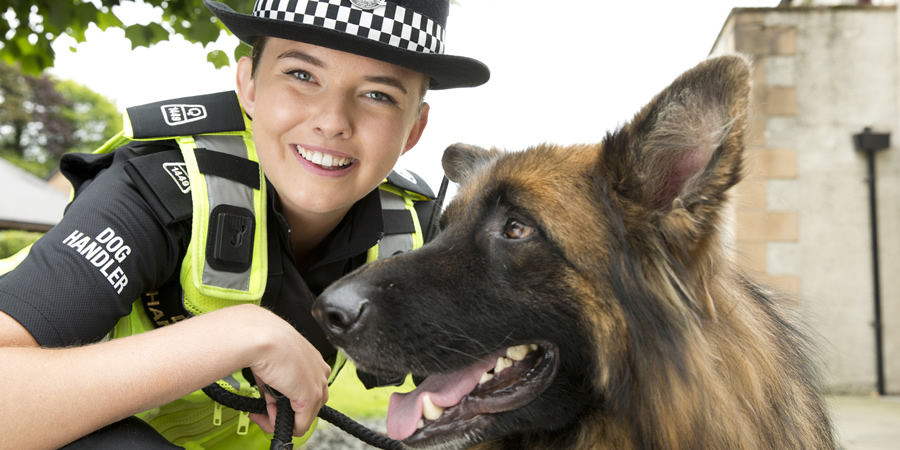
[602,55,751,216]
[442,143,499,183]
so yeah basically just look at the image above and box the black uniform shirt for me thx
[0,141,383,360]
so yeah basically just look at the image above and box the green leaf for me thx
[123,23,170,49]
[172,19,220,45]
[95,10,124,31]
[45,2,78,35]
[73,2,102,36]
[206,49,230,69]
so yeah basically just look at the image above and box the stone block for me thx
[734,178,767,209]
[765,87,797,116]
[747,147,798,179]
[736,240,768,274]
[759,274,800,296]
[735,25,796,56]
[736,210,799,241]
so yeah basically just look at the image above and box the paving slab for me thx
[829,395,900,450]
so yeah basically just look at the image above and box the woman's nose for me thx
[309,94,353,139]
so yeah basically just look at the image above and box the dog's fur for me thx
[313,55,835,449]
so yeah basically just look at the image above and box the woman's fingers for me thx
[249,412,274,434]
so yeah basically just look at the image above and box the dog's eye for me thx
[504,218,534,240]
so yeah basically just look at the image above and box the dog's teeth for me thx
[506,344,531,361]
[422,394,444,421]
[495,356,513,374]
[479,372,494,385]
[417,419,425,429]
[528,344,538,351]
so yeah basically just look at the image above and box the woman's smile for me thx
[294,145,357,173]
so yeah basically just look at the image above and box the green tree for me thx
[0,0,254,75]
[0,61,74,176]
[0,61,121,178]
[0,60,30,157]
[56,79,122,155]
[26,72,75,159]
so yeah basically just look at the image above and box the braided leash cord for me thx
[202,383,403,450]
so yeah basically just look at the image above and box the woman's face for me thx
[237,38,429,221]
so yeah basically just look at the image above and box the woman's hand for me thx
[241,306,332,436]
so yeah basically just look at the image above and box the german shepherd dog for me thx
[312,55,835,449]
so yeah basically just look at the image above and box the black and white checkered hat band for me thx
[253,0,446,55]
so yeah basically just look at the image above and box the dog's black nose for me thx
[313,288,370,337]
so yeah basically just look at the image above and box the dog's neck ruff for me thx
[253,0,446,54]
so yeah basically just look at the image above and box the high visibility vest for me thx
[1,91,437,448]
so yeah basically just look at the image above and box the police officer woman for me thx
[0,1,488,448]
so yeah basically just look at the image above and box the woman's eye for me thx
[287,70,313,82]
[503,218,533,240]
[366,91,397,104]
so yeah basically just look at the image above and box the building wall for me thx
[711,5,899,394]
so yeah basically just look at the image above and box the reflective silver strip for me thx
[194,135,254,291]
[221,374,241,391]
[377,189,415,258]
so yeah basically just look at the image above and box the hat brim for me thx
[204,0,489,90]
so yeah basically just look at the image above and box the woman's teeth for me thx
[296,146,353,168]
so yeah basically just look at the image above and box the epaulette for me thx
[386,168,435,199]
[124,147,193,226]
[125,91,246,139]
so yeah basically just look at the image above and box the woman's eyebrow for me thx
[277,50,324,67]
[365,76,409,95]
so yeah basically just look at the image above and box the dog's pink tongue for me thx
[386,355,498,441]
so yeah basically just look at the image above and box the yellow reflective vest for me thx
[1,91,436,448]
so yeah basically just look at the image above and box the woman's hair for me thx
[250,36,268,80]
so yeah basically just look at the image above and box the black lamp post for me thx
[853,127,891,396]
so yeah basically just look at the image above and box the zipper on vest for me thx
[213,401,224,426]
[237,410,251,435]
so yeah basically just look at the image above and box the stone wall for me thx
[711,5,899,394]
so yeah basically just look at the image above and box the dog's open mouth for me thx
[384,341,559,444]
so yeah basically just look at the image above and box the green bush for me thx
[0,230,43,259]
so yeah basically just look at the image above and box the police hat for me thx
[203,0,490,90]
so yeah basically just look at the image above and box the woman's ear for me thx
[236,56,256,117]
[402,102,430,155]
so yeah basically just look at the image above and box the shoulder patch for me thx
[125,91,245,139]
[386,168,435,199]
[124,149,192,225]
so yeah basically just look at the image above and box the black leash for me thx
[202,383,403,450]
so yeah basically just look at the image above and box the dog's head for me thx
[313,55,750,449]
